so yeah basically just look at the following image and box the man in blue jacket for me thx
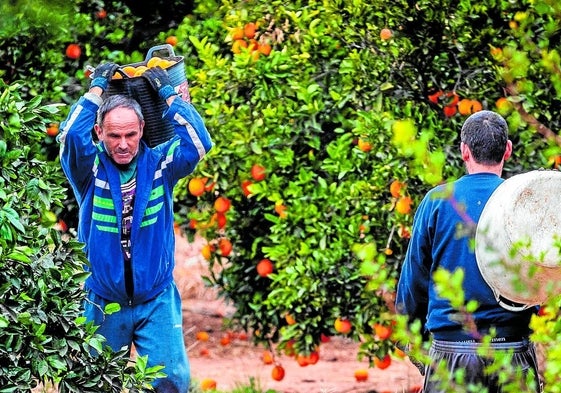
[58,63,212,392]
[395,110,541,392]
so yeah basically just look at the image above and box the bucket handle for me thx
[145,44,176,60]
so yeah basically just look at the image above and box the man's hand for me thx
[90,63,119,91]
[142,67,176,101]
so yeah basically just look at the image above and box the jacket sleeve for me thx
[395,196,432,332]
[162,98,213,181]
[58,93,101,201]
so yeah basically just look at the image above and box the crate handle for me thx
[145,44,176,60]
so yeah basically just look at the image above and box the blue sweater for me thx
[395,173,535,340]
[59,95,212,305]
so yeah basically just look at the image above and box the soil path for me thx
[174,233,423,393]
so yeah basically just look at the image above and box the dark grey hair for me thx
[460,110,509,165]
[96,95,144,128]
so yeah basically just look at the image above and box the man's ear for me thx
[94,123,103,141]
[139,120,145,138]
[460,141,471,161]
[504,140,513,161]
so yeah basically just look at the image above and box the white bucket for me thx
[475,169,561,311]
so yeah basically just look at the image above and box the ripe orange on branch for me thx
[251,164,266,181]
[65,44,81,60]
[188,177,206,197]
[214,196,231,213]
[389,180,404,198]
[380,28,393,40]
[271,364,285,381]
[257,258,274,277]
[334,317,352,334]
[395,196,413,215]
[374,354,392,370]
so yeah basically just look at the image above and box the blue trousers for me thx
[424,338,542,393]
[84,283,190,393]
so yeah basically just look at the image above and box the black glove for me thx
[90,62,119,91]
[142,67,176,100]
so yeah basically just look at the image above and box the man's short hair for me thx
[460,110,509,165]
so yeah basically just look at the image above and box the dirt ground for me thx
[174,232,423,393]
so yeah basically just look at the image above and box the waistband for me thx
[432,326,531,342]
[431,338,532,353]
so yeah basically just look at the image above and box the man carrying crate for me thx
[58,62,212,392]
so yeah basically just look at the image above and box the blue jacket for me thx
[395,173,535,340]
[59,94,212,305]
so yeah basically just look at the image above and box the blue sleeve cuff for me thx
[90,77,108,91]
[158,85,176,100]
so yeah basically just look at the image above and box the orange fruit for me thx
[274,203,287,218]
[262,350,274,364]
[357,138,372,152]
[215,212,227,229]
[199,347,210,356]
[307,350,320,365]
[95,8,107,19]
[165,35,178,46]
[389,180,404,198]
[296,354,310,367]
[394,347,407,359]
[231,27,244,40]
[201,244,213,260]
[133,66,148,76]
[373,323,392,340]
[196,331,210,341]
[188,177,206,197]
[285,313,296,325]
[251,164,266,181]
[247,38,259,52]
[471,99,482,113]
[214,196,231,213]
[384,248,393,255]
[241,180,253,197]
[444,91,460,106]
[121,66,137,77]
[232,39,248,54]
[218,238,233,257]
[334,317,352,334]
[374,354,392,370]
[457,98,473,115]
[46,123,59,137]
[244,22,257,39]
[220,334,231,346]
[395,196,413,215]
[65,43,81,60]
[380,28,392,40]
[284,340,296,357]
[258,43,272,56]
[443,104,457,117]
[257,258,274,277]
[200,378,217,391]
[354,368,369,382]
[458,99,483,116]
[428,90,443,104]
[271,365,285,381]
[159,59,176,69]
[146,56,162,68]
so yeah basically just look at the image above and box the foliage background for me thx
[2,0,561,391]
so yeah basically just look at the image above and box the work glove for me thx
[142,67,176,100]
[90,62,119,91]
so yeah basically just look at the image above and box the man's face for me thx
[94,107,144,165]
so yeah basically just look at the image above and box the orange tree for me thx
[165,0,557,370]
